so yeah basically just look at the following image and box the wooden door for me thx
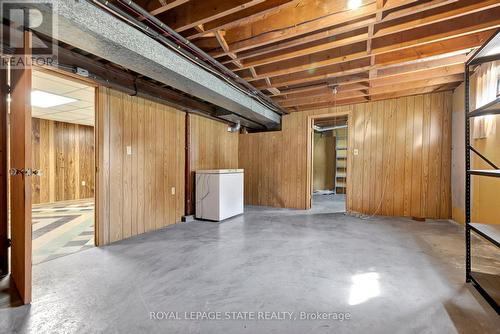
[9,31,32,304]
[0,66,8,276]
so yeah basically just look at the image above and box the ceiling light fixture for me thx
[31,90,77,108]
[348,0,362,10]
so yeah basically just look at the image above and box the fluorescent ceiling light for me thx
[31,90,77,108]
[348,0,362,10]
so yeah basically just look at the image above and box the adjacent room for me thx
[1,1,499,333]
[311,115,348,213]
[30,70,95,264]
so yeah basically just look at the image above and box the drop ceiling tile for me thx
[31,70,95,126]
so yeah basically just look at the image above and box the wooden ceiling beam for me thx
[214,30,243,68]
[224,0,488,68]
[375,51,467,77]
[214,18,374,60]
[369,73,463,94]
[245,22,496,81]
[274,84,369,102]
[223,1,378,55]
[259,65,372,89]
[136,0,190,19]
[292,82,458,110]
[372,29,492,66]
[371,63,464,86]
[236,33,370,70]
[367,0,386,91]
[219,0,460,57]
[278,73,462,107]
[281,90,369,107]
[371,6,500,53]
[187,0,301,40]
[216,0,495,70]
[375,0,500,37]
[258,51,467,92]
[382,0,456,22]
[159,0,265,32]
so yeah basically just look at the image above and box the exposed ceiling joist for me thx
[292,83,458,111]
[242,11,500,80]
[187,0,301,40]
[159,0,265,32]
[250,30,492,88]
[137,0,190,19]
[128,0,499,111]
[279,74,463,107]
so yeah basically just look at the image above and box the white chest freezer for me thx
[195,169,244,221]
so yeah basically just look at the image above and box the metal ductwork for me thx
[24,0,282,129]
[313,124,348,132]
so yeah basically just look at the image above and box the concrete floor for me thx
[312,193,346,213]
[0,206,499,333]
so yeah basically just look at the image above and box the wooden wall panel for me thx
[97,87,185,245]
[312,132,335,191]
[31,118,94,204]
[187,114,238,213]
[239,91,452,219]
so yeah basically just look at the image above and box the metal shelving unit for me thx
[465,29,500,314]
[335,138,347,194]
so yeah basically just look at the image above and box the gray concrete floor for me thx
[0,206,499,333]
[312,193,346,213]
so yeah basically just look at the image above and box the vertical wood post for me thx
[184,113,193,216]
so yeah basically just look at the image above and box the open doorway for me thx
[30,69,96,264]
[311,115,348,213]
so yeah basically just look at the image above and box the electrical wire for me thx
[346,107,394,221]
[195,173,211,219]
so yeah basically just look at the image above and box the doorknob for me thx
[9,168,27,176]
[9,168,42,176]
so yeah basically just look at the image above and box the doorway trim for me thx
[306,111,352,210]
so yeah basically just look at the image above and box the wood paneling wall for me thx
[188,114,238,213]
[96,87,185,245]
[31,118,94,204]
[313,132,335,191]
[239,91,452,219]
[189,114,239,170]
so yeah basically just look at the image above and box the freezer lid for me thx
[196,169,244,174]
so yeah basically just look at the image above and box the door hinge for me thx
[6,238,11,248]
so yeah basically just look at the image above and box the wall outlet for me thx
[126,146,132,155]
[171,187,175,195]
[81,181,86,186]
[353,149,359,156]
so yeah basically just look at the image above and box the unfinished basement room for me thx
[1,0,499,333]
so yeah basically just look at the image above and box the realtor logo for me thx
[1,0,57,68]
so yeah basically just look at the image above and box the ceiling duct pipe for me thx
[313,124,348,132]
[228,121,241,133]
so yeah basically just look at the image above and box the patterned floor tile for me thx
[32,199,95,265]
